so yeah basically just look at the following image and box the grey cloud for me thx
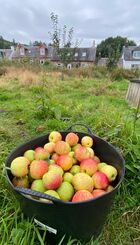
[0,0,140,45]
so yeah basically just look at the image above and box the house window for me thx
[67,64,72,69]
[40,59,45,65]
[74,52,78,57]
[133,51,140,59]
[20,47,25,56]
[40,47,45,56]
[82,52,86,57]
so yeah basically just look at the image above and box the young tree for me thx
[49,12,78,79]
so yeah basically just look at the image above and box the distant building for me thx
[121,45,140,69]
[2,42,96,68]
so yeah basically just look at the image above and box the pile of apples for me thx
[10,131,118,203]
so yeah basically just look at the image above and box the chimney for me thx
[92,40,95,48]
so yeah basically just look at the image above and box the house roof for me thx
[122,45,140,61]
[11,45,96,62]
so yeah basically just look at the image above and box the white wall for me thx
[123,60,140,69]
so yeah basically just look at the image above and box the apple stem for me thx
[5,167,11,170]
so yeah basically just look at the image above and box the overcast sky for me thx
[0,0,140,47]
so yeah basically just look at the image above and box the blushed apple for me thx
[49,164,64,177]
[100,165,118,182]
[70,165,80,175]
[57,182,74,201]
[74,145,90,162]
[72,190,93,202]
[49,131,62,143]
[86,147,94,158]
[65,132,79,146]
[34,147,50,160]
[12,176,29,188]
[80,158,98,176]
[51,153,59,163]
[54,141,71,155]
[44,142,55,154]
[92,189,106,198]
[94,156,100,164]
[92,171,109,189]
[24,149,35,162]
[72,173,94,192]
[29,160,49,179]
[81,136,93,148]
[10,157,30,177]
[31,179,46,192]
[56,154,73,171]
[43,172,62,190]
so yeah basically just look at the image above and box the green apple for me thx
[31,179,46,192]
[24,149,35,162]
[100,165,117,182]
[63,172,73,183]
[70,165,80,175]
[97,162,107,171]
[40,190,60,202]
[57,182,74,201]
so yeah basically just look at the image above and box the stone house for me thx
[9,42,96,67]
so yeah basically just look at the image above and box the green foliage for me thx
[0,35,16,49]
[0,65,140,244]
[96,36,136,58]
[50,13,77,69]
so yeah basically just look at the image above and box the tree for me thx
[49,12,78,79]
[96,36,136,58]
[96,36,136,69]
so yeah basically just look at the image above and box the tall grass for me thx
[0,64,140,244]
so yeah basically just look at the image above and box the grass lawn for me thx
[0,65,140,245]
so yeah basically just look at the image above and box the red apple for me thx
[51,153,59,163]
[94,156,100,164]
[10,157,29,177]
[44,142,55,154]
[49,131,62,143]
[34,147,50,160]
[29,160,49,179]
[72,190,93,203]
[92,189,106,198]
[81,136,93,148]
[92,171,109,189]
[80,158,98,176]
[56,155,73,171]
[72,173,94,192]
[74,145,90,162]
[43,172,62,190]
[54,141,71,155]
[65,132,79,146]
